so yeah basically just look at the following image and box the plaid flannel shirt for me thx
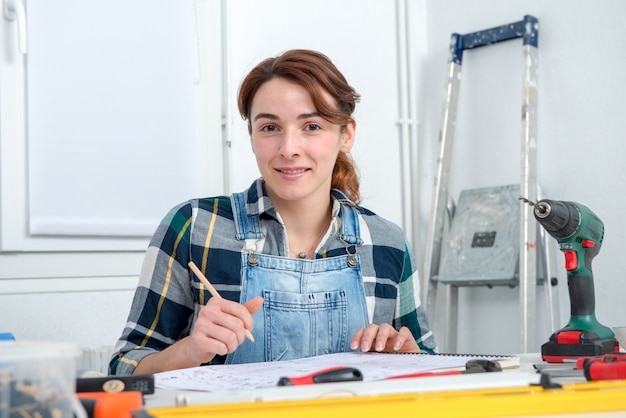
[110,179,436,375]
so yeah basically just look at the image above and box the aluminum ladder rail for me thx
[423,15,545,353]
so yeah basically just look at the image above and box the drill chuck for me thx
[533,199,580,239]
[534,201,551,218]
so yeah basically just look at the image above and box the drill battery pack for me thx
[542,330,619,363]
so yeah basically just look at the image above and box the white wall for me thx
[0,252,142,348]
[1,0,625,358]
[223,0,408,226]
[420,0,626,354]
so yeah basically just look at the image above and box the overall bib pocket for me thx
[263,289,348,361]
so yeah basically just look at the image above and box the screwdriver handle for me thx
[576,352,626,370]
[277,366,363,386]
[586,360,626,381]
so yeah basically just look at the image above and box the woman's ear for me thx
[340,121,356,153]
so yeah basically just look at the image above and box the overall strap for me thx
[231,192,263,240]
[338,201,363,250]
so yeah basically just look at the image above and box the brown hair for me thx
[237,49,362,204]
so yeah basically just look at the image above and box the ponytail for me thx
[332,151,360,204]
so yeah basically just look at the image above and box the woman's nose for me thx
[279,130,301,157]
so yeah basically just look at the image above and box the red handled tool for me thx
[386,359,502,380]
[540,353,626,386]
[277,366,363,386]
[576,353,626,381]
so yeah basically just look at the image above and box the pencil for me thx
[188,261,255,343]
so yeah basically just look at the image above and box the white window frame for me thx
[0,0,223,253]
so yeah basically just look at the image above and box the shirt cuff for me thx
[110,347,158,375]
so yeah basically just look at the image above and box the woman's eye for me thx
[306,123,321,131]
[261,124,278,132]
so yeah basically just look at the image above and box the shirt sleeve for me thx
[109,202,196,375]
[396,240,437,354]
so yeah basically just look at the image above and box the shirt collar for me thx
[242,178,356,218]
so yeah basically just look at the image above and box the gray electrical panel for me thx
[437,185,520,287]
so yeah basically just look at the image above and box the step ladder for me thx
[422,15,558,353]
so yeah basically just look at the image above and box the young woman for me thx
[110,49,436,375]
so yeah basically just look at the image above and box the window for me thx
[0,0,222,252]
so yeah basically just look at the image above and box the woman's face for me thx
[249,78,354,207]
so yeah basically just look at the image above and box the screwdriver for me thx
[277,367,363,386]
[577,353,626,381]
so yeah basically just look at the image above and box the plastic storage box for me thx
[0,341,81,418]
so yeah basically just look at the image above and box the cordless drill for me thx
[532,199,619,363]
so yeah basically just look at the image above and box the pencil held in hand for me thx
[188,261,255,343]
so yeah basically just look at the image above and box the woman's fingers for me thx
[190,297,264,361]
[351,324,420,353]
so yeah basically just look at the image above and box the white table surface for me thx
[142,353,626,417]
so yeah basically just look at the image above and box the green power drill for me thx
[531,199,619,362]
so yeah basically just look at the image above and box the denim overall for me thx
[225,192,369,364]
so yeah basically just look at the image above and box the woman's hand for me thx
[350,323,420,353]
[188,296,264,364]
[133,296,264,375]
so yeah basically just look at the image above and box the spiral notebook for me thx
[155,351,520,392]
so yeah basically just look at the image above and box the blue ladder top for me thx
[450,15,538,64]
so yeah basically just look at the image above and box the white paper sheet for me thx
[155,351,516,392]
